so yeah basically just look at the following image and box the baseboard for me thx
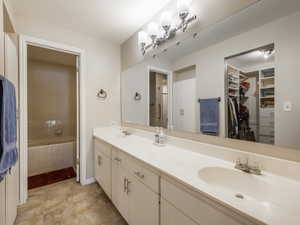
[82,177,96,185]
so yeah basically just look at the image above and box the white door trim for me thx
[147,66,173,129]
[19,35,87,204]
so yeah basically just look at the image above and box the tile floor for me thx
[15,179,128,225]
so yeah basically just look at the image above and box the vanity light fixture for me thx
[138,0,197,55]
[260,48,275,59]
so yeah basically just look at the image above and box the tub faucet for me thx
[235,158,262,175]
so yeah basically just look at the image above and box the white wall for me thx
[173,66,197,132]
[172,11,300,149]
[14,17,121,180]
[122,58,171,126]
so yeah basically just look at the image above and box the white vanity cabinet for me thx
[128,173,159,225]
[94,136,259,225]
[95,138,159,225]
[111,146,159,225]
[161,199,198,225]
[161,178,256,225]
[111,149,130,222]
[94,139,112,199]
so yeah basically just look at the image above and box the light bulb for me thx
[177,0,192,14]
[161,11,172,28]
[264,51,269,59]
[148,22,159,39]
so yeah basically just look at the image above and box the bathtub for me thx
[28,136,76,177]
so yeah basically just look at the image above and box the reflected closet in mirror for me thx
[225,44,275,145]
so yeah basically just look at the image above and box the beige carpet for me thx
[15,179,128,225]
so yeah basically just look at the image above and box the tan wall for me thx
[14,16,121,180]
[27,59,76,145]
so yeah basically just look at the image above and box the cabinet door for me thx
[0,179,5,225]
[94,149,111,198]
[5,165,18,225]
[128,174,159,225]
[112,158,129,222]
[161,199,197,225]
[94,148,101,184]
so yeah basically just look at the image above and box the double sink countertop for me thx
[93,126,300,225]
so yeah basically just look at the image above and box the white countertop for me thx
[93,126,300,225]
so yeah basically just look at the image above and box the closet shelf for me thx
[260,95,275,99]
[261,85,275,89]
[260,77,274,80]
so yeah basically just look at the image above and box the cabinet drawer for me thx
[112,147,130,168]
[126,158,159,194]
[94,138,111,158]
[112,147,159,193]
[161,178,251,225]
[260,119,274,127]
[260,108,274,117]
[259,135,274,144]
[259,126,274,136]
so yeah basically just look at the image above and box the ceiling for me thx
[10,0,172,44]
[28,45,76,67]
[227,49,275,70]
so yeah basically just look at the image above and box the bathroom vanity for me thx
[94,126,300,225]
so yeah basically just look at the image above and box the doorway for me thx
[149,70,169,128]
[19,36,86,204]
[225,44,275,144]
[26,46,77,189]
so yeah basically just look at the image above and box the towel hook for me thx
[97,89,107,99]
[134,92,142,101]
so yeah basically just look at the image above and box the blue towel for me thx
[0,76,18,182]
[199,98,220,136]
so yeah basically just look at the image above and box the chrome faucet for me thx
[154,127,166,146]
[235,158,262,175]
[121,128,131,136]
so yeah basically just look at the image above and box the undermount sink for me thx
[198,167,269,201]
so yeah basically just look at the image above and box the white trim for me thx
[19,35,87,204]
[83,177,96,185]
[147,66,173,129]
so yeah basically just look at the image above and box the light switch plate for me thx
[283,101,292,112]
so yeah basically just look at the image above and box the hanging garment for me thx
[228,97,239,137]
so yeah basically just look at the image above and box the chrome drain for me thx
[235,193,244,199]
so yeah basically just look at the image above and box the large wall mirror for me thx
[121,1,300,150]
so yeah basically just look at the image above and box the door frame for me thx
[147,66,173,129]
[19,35,87,204]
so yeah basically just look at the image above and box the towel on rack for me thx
[0,75,18,182]
[199,98,220,136]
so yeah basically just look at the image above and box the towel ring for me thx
[97,89,107,99]
[134,92,142,101]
